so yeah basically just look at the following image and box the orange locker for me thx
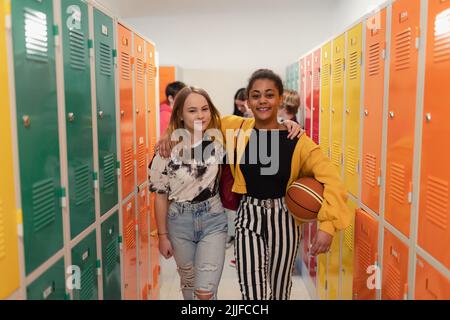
[415,256,450,300]
[158,66,175,105]
[362,9,387,215]
[418,0,450,269]
[146,41,157,158]
[138,187,150,300]
[312,49,321,144]
[353,209,379,300]
[134,35,147,186]
[382,229,409,300]
[149,193,160,299]
[122,198,137,300]
[146,41,157,160]
[299,58,305,125]
[385,0,421,237]
[305,54,312,138]
[118,24,135,199]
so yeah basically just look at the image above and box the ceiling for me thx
[98,0,343,18]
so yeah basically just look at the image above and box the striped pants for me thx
[235,196,301,300]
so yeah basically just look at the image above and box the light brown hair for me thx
[167,86,222,135]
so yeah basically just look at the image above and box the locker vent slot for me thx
[349,51,359,80]
[125,221,136,249]
[320,138,329,158]
[69,30,86,71]
[344,224,354,251]
[121,52,131,80]
[147,63,155,85]
[313,67,320,89]
[394,28,412,71]
[425,176,448,229]
[99,42,112,76]
[390,162,406,204]
[74,165,91,205]
[364,153,377,187]
[124,148,133,177]
[32,179,56,232]
[0,200,5,260]
[385,264,401,299]
[322,63,330,87]
[368,42,381,76]
[332,143,341,168]
[434,9,450,63]
[136,58,144,83]
[80,264,95,300]
[103,154,115,190]
[358,239,372,272]
[346,146,357,175]
[137,142,146,169]
[105,240,117,276]
[333,58,343,84]
[24,7,49,62]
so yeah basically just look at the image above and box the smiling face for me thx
[181,93,212,134]
[247,79,283,125]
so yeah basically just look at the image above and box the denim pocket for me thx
[167,205,179,220]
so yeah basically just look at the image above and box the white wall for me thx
[95,0,391,116]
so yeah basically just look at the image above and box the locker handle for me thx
[364,110,369,117]
[98,111,104,119]
[425,113,431,122]
[389,111,395,119]
[68,113,75,122]
[23,115,31,128]
[121,110,125,117]
[346,109,350,114]
[425,279,439,300]
[136,108,140,114]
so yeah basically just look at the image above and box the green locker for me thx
[26,258,66,300]
[12,0,63,275]
[94,8,118,216]
[71,230,98,300]
[61,0,95,238]
[101,211,121,300]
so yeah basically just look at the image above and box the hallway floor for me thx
[159,243,312,300]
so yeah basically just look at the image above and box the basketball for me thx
[285,177,324,222]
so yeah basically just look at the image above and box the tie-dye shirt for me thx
[149,139,225,202]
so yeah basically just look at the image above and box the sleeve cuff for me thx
[319,221,336,237]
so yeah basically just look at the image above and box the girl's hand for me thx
[158,235,174,259]
[310,230,333,256]
[155,132,176,159]
[282,120,305,140]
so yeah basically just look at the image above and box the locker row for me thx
[288,0,450,299]
[0,0,160,300]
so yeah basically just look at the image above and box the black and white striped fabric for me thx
[234,195,301,300]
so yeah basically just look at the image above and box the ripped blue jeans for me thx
[167,194,228,300]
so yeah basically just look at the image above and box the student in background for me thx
[160,81,187,135]
[233,87,253,118]
[278,89,302,127]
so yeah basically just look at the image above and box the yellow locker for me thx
[344,23,363,197]
[320,42,332,159]
[327,231,341,300]
[331,34,346,176]
[0,0,20,300]
[341,198,357,300]
[317,250,328,300]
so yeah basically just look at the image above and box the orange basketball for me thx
[285,177,324,222]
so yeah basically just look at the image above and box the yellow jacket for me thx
[221,115,352,236]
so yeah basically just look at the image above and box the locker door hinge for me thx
[356,159,360,174]
[17,209,24,238]
[93,172,99,190]
[88,39,94,57]
[60,187,67,208]
[118,235,123,250]
[325,280,328,290]
[341,153,344,166]
[377,176,382,187]
[408,182,413,204]
[415,37,420,50]
[96,259,102,276]
[53,24,60,47]
[116,161,121,176]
